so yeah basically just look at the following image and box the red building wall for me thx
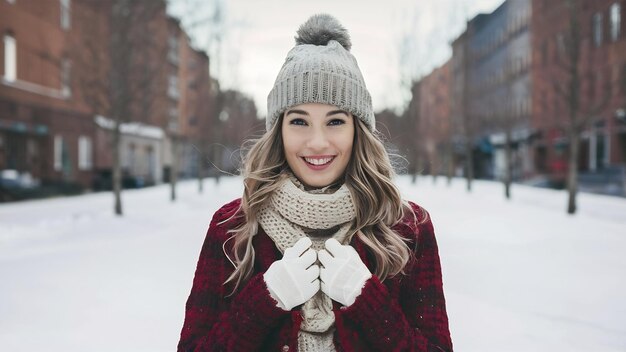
[532,0,626,181]
[0,0,95,187]
[417,60,452,175]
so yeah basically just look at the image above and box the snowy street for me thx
[1,176,625,352]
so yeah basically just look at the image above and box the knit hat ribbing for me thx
[266,14,375,131]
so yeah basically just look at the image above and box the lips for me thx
[303,156,334,165]
[301,156,335,170]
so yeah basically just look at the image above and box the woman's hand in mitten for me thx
[318,238,372,307]
[263,237,320,310]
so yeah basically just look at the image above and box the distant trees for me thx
[170,0,241,185]
[218,89,264,169]
[456,31,476,192]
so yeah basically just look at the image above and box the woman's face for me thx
[281,103,354,188]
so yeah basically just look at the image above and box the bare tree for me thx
[547,0,611,214]
[461,28,475,192]
[492,66,516,200]
[71,0,167,215]
[192,55,212,194]
[406,81,423,184]
[499,75,531,201]
[170,0,232,185]
[395,7,433,184]
[500,87,515,199]
[169,137,179,202]
[210,86,225,185]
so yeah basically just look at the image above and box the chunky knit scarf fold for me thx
[257,175,356,351]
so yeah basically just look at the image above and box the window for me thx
[3,33,16,82]
[147,146,155,178]
[78,136,92,170]
[621,63,626,94]
[54,135,63,171]
[168,35,179,65]
[168,75,179,99]
[61,58,71,97]
[169,105,178,119]
[611,3,621,41]
[168,120,178,133]
[593,12,603,47]
[60,0,71,30]
[589,73,596,100]
[168,105,178,132]
[556,33,566,58]
[127,143,136,169]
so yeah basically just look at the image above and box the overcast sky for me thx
[168,0,505,117]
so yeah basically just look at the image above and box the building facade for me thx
[0,0,216,198]
[417,60,452,177]
[0,0,95,189]
[447,0,533,181]
[532,0,626,191]
[465,0,532,180]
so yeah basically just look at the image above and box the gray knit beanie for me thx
[266,14,375,131]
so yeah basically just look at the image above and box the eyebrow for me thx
[285,109,349,117]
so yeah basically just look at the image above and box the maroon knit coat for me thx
[178,198,453,352]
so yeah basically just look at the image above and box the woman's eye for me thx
[328,119,345,126]
[289,118,307,126]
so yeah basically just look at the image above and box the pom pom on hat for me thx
[295,14,352,51]
[267,14,375,131]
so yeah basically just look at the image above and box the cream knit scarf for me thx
[257,175,356,351]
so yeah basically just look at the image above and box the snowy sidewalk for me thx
[1,176,625,351]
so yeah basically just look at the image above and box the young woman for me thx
[178,14,453,352]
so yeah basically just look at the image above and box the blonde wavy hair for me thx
[223,114,415,294]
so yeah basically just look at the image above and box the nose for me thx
[306,126,330,151]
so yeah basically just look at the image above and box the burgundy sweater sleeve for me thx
[335,203,453,351]
[177,200,290,352]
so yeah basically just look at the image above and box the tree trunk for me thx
[197,143,204,194]
[411,153,419,184]
[566,129,580,214]
[170,137,178,202]
[446,141,453,186]
[112,121,123,216]
[198,165,204,194]
[504,128,512,199]
[465,141,473,192]
[212,144,221,185]
[432,154,437,185]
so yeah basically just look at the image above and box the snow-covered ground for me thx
[1,176,624,352]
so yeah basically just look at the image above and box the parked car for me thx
[0,169,40,202]
[578,165,626,197]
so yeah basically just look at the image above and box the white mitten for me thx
[319,238,372,307]
[263,237,320,310]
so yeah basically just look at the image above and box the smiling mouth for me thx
[302,156,335,166]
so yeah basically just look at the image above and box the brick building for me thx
[74,0,173,189]
[0,0,95,188]
[469,0,532,181]
[532,0,626,189]
[416,60,452,176]
[170,18,214,179]
[447,0,532,180]
[0,0,216,196]
[450,31,470,177]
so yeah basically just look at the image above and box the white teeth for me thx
[304,157,333,165]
